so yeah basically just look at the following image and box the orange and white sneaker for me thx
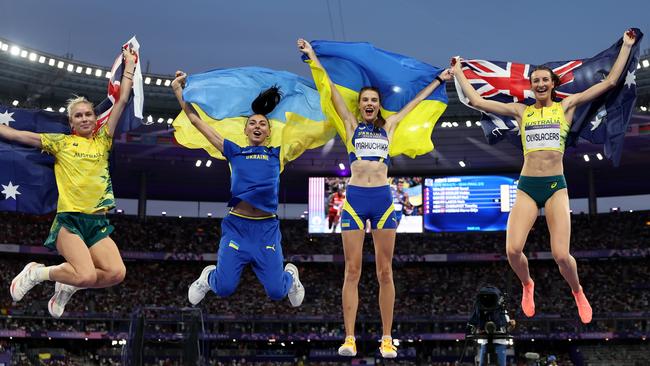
[521,280,535,317]
[573,287,592,324]
[379,337,397,358]
[338,336,357,356]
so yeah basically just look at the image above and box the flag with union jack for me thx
[94,36,146,134]
[454,28,643,165]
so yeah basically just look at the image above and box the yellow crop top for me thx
[520,102,570,155]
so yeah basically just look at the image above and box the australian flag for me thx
[95,36,145,134]
[0,37,145,214]
[454,28,643,165]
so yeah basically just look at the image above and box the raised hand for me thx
[438,68,453,81]
[297,38,314,56]
[172,71,187,91]
[122,45,137,67]
[623,29,637,47]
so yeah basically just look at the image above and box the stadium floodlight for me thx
[157,117,164,123]
[20,50,28,58]
[167,118,173,124]
[195,160,202,167]
[11,100,19,106]
[206,160,212,167]
[38,56,46,63]
[45,107,53,111]
[161,211,167,216]
[105,71,111,78]
[75,66,83,73]
[466,120,472,127]
[28,52,37,61]
[207,213,213,217]
[146,115,153,123]
[643,59,650,68]
[596,153,603,160]
[48,58,55,66]
[95,69,103,77]
[9,45,20,56]
[144,77,151,84]
[155,78,162,86]
[57,61,64,69]
[66,64,74,72]
[475,121,482,126]
[58,107,65,113]
[0,43,8,52]
[458,160,466,167]
[452,121,459,127]
[640,106,647,112]
[85,67,92,75]
[583,154,590,162]
[164,79,171,87]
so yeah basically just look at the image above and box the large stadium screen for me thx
[308,177,423,233]
[423,175,518,232]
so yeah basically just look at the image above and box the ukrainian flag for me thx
[304,41,448,158]
[172,67,336,170]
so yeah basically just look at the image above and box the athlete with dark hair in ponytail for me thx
[171,71,305,308]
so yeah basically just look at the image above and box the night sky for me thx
[0,0,647,77]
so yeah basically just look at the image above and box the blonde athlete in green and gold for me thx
[3,46,138,318]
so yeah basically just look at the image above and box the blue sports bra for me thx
[348,122,390,167]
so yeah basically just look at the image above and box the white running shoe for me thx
[10,262,44,302]
[48,282,80,318]
[188,265,215,306]
[284,263,304,307]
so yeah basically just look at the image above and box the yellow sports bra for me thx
[520,102,570,155]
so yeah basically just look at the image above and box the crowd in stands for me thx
[1,210,648,365]
[0,210,648,255]
[1,257,647,322]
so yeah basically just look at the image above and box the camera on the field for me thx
[466,285,514,366]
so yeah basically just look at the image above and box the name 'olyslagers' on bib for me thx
[524,122,561,150]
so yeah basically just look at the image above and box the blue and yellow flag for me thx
[172,67,336,170]
[304,40,448,158]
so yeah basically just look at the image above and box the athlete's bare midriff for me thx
[232,200,273,217]
[521,150,564,176]
[348,160,388,187]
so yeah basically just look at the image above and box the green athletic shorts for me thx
[44,212,114,250]
[517,175,567,208]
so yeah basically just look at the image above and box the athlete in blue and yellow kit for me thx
[299,39,453,358]
[391,179,411,228]
[171,71,305,308]
[453,30,637,324]
[3,46,138,318]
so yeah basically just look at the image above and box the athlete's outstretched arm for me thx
[384,68,453,134]
[0,125,42,148]
[453,57,524,119]
[562,30,637,110]
[106,46,137,137]
[171,71,225,153]
[297,38,357,139]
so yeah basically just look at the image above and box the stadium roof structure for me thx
[1,37,649,202]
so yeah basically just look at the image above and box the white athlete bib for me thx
[524,124,561,150]
[354,137,389,158]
